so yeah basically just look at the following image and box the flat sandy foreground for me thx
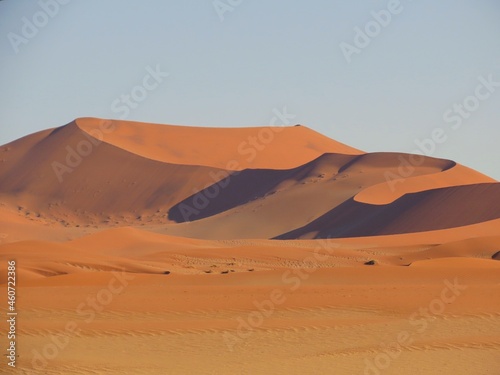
[1,227,500,375]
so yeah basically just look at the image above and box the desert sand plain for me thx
[0,118,499,374]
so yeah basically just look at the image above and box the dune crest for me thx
[75,117,364,170]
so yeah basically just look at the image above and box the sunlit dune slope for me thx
[76,117,364,169]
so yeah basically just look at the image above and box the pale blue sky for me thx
[1,0,499,179]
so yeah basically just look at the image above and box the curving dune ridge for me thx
[76,117,364,169]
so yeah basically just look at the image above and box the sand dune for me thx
[1,118,498,241]
[1,118,499,374]
[76,117,363,169]
[166,154,499,240]
[0,121,236,227]
[277,183,500,239]
[355,163,495,205]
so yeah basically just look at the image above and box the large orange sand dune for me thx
[0,118,499,374]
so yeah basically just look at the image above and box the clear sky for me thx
[1,0,499,179]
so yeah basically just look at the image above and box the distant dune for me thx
[277,183,500,239]
[0,118,497,240]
